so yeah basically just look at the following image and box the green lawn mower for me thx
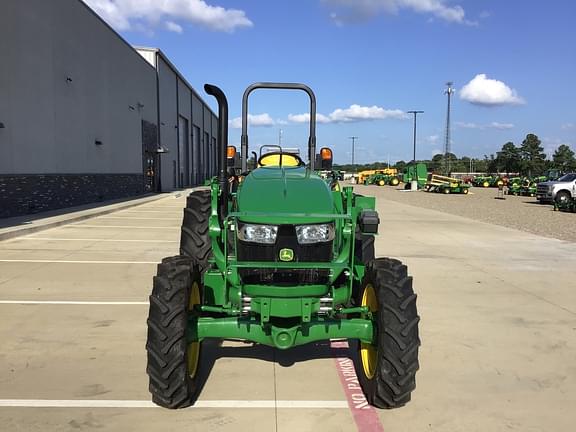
[146,82,420,410]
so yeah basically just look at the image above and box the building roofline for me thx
[76,1,155,72]
[134,47,217,118]
[77,2,216,119]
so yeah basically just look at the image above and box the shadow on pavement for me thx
[190,339,355,403]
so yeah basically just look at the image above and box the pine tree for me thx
[552,144,575,172]
[519,134,546,176]
[496,141,520,174]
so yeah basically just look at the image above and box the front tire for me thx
[180,190,212,271]
[146,256,202,408]
[355,258,420,408]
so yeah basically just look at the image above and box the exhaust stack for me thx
[204,84,229,218]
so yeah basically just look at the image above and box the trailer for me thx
[424,174,470,194]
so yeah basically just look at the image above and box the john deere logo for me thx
[279,248,294,262]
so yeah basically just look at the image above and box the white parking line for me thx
[118,210,181,213]
[0,301,148,305]
[98,217,181,220]
[65,225,178,229]
[0,399,349,409]
[18,238,178,243]
[0,259,158,264]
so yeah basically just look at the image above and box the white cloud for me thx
[426,134,439,143]
[324,0,475,25]
[289,104,407,124]
[330,104,407,121]
[229,113,276,129]
[165,21,183,33]
[288,113,332,124]
[82,0,253,33]
[456,121,514,130]
[489,122,514,130]
[456,121,480,129]
[561,122,575,130]
[459,74,525,106]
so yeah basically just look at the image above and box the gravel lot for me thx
[354,183,576,242]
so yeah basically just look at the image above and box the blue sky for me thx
[85,0,576,164]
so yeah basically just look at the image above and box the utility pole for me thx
[349,136,358,171]
[407,110,424,163]
[444,82,454,175]
[278,129,283,146]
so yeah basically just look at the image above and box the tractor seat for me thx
[258,152,305,167]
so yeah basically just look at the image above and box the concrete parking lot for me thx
[0,188,575,431]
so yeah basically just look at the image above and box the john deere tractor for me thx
[146,83,420,409]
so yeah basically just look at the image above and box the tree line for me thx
[334,134,575,176]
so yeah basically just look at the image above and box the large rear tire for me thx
[355,258,420,408]
[146,256,202,408]
[180,190,212,271]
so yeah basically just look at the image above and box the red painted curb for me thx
[331,340,385,432]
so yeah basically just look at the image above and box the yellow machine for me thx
[358,168,397,184]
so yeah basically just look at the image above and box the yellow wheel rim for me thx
[483,181,489,187]
[360,284,378,379]
[187,281,201,378]
[379,180,385,186]
[392,178,399,185]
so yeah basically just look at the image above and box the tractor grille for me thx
[237,224,332,285]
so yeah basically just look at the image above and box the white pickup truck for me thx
[536,173,576,203]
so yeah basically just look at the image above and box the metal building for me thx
[0,0,218,218]
[136,48,219,193]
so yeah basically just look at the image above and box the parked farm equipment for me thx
[472,175,504,188]
[365,172,400,186]
[146,82,420,410]
[424,174,470,194]
[402,162,428,189]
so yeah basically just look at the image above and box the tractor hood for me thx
[236,166,335,224]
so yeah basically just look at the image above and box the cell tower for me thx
[444,81,454,174]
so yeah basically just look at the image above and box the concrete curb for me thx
[0,192,185,241]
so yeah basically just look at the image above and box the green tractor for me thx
[146,82,420,409]
[506,177,523,195]
[365,172,400,187]
[472,175,503,188]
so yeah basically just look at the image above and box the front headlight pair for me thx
[238,223,334,245]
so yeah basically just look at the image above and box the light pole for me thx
[349,136,358,171]
[407,110,424,162]
[444,82,454,174]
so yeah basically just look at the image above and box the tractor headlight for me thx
[237,224,278,244]
[295,223,335,244]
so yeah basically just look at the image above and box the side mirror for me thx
[315,147,333,170]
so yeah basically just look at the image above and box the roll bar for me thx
[241,82,317,172]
